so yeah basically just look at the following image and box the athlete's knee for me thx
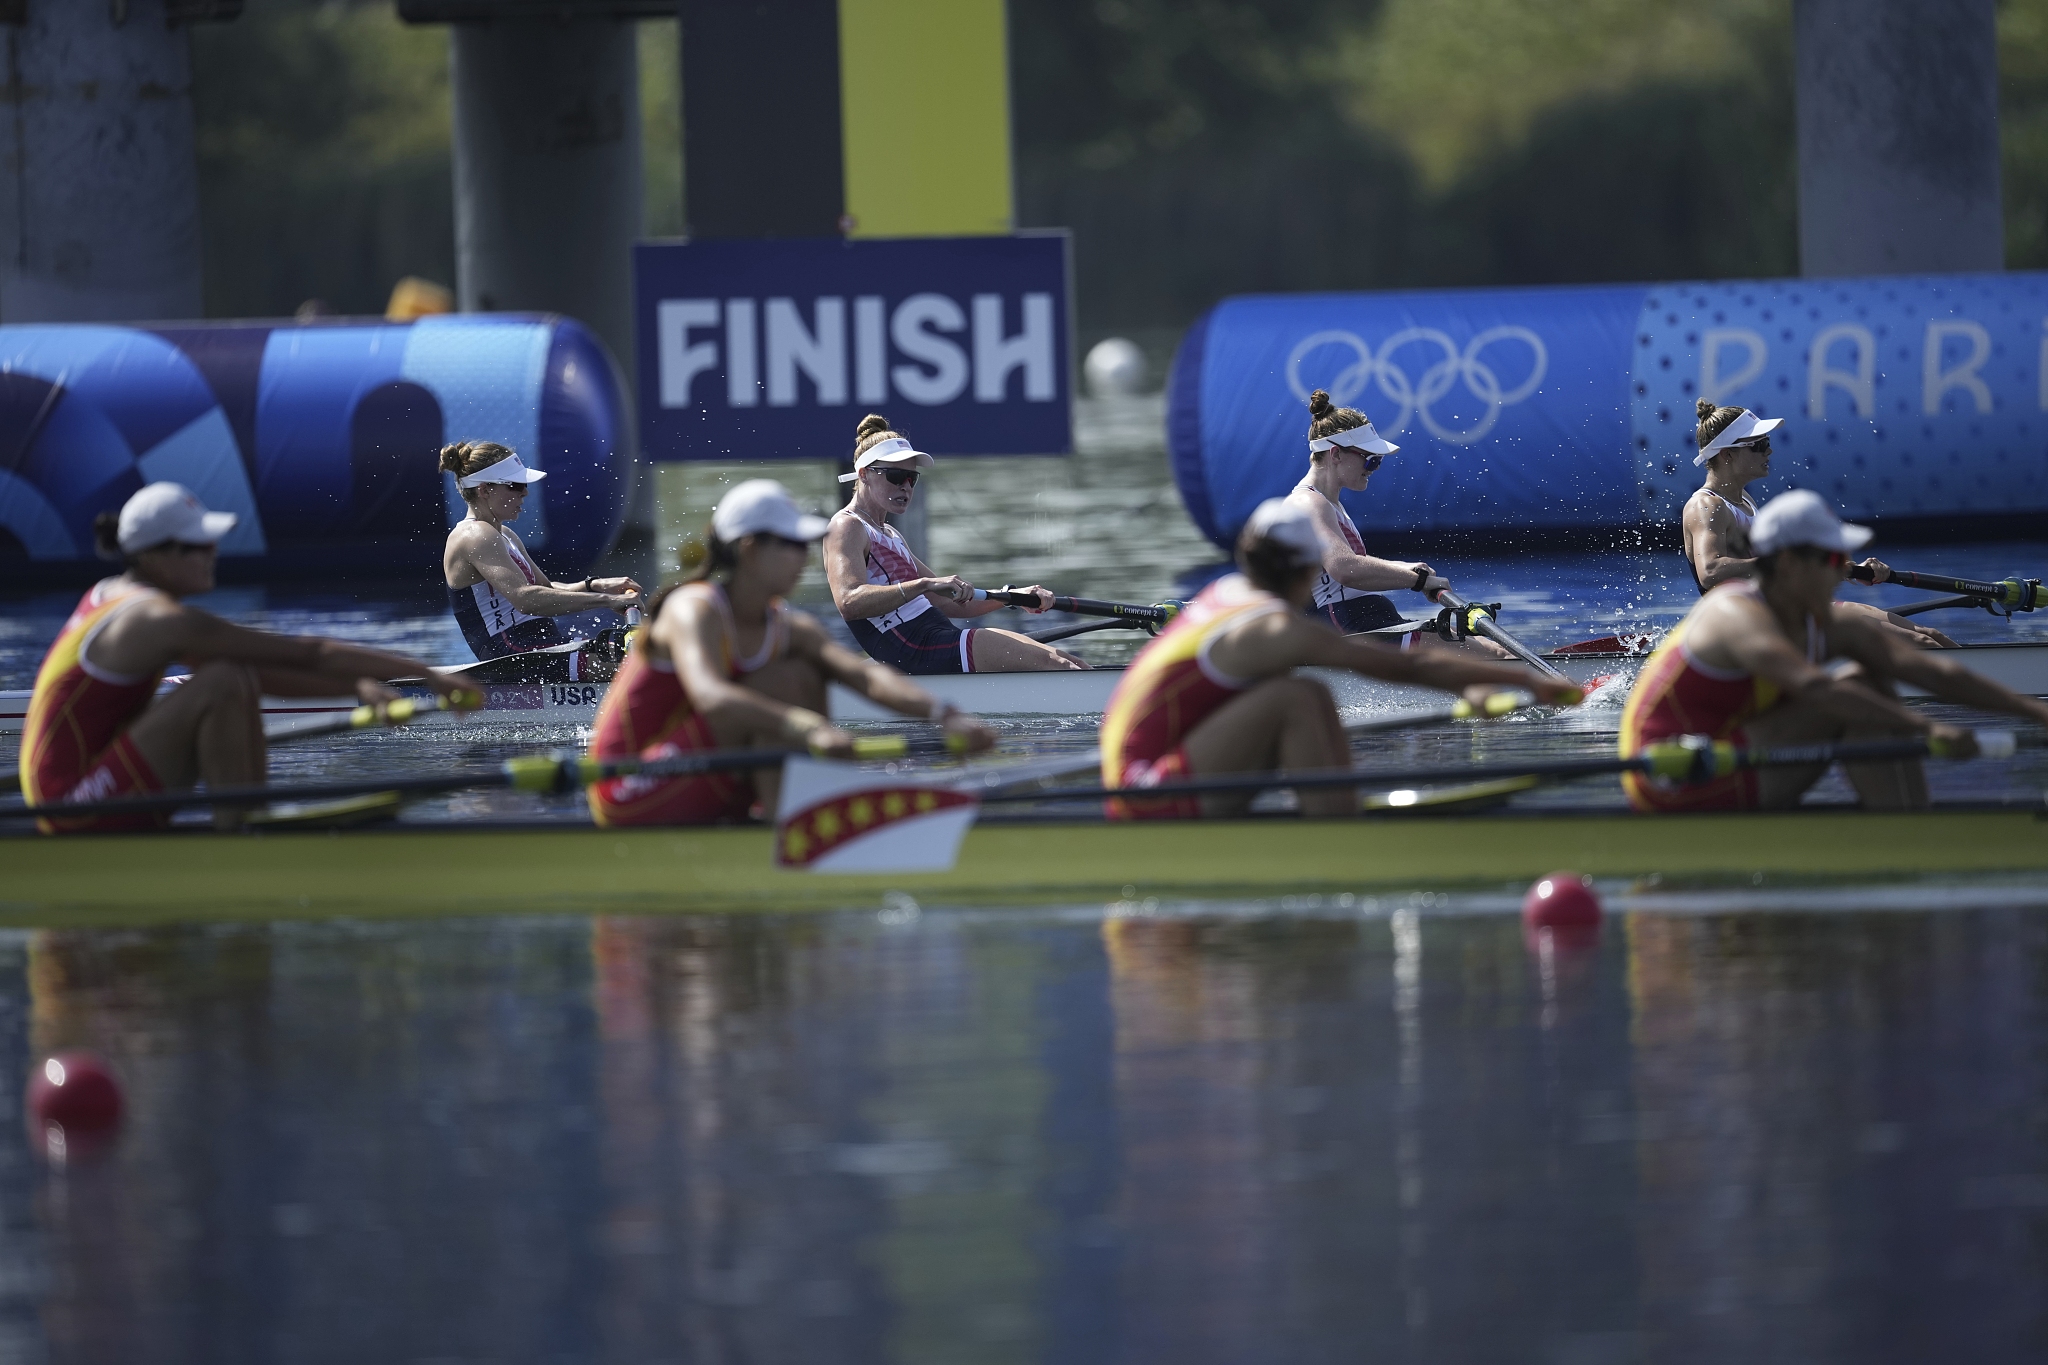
[186,660,260,707]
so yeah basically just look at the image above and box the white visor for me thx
[458,453,547,487]
[1240,497,1324,564]
[1693,409,1785,466]
[1748,488,1874,556]
[837,436,936,483]
[1309,421,1398,456]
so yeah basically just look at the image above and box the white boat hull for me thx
[6,640,2046,737]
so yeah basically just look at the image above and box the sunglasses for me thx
[756,533,810,551]
[1789,546,1848,569]
[161,541,217,556]
[875,468,918,488]
[1733,438,1772,455]
[1330,447,1384,472]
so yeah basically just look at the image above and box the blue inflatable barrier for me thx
[1167,272,2048,550]
[0,315,633,579]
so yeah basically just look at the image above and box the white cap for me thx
[117,482,237,554]
[1694,408,1785,466]
[712,479,830,543]
[1240,497,1324,565]
[1749,489,1873,556]
[457,452,547,487]
[836,435,936,483]
[1308,421,1398,456]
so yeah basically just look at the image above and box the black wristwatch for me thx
[1412,567,1430,593]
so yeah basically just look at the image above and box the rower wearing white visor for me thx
[588,479,994,827]
[439,441,644,661]
[823,414,1086,675]
[1681,400,1953,647]
[1284,389,1511,659]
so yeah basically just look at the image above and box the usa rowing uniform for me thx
[1619,579,1825,811]
[1685,488,1756,594]
[1100,574,1288,820]
[1287,477,1410,635]
[833,507,978,674]
[20,579,169,834]
[587,582,788,826]
[451,526,571,660]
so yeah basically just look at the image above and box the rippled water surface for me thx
[8,891,2048,1363]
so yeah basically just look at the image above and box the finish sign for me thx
[634,234,1073,462]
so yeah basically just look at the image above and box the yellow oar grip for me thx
[1549,685,1586,708]
[448,687,485,712]
[1642,739,1739,781]
[847,735,911,760]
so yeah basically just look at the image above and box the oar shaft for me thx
[1429,588,1565,678]
[986,734,1992,807]
[1849,566,2041,610]
[975,589,1175,624]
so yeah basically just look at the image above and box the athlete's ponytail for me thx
[440,440,517,504]
[92,511,123,561]
[1306,388,1372,455]
[1695,398,1745,457]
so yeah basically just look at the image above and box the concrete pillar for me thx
[1795,0,2003,277]
[449,18,653,575]
[0,0,204,322]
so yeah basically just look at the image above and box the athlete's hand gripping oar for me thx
[982,728,2021,809]
[975,589,1183,628]
[0,731,983,825]
[1426,586,1566,678]
[1848,565,2043,614]
[260,688,486,744]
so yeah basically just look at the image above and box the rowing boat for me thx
[1,802,2042,924]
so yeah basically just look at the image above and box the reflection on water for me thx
[7,892,2048,1362]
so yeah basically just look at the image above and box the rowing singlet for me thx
[1684,488,1756,594]
[20,579,168,831]
[1291,476,1375,611]
[1100,574,1288,819]
[1618,579,1824,811]
[832,508,932,629]
[586,582,788,826]
[450,525,569,659]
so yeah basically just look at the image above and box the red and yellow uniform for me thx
[1619,580,1823,811]
[1100,574,1288,820]
[20,580,169,834]
[586,582,788,826]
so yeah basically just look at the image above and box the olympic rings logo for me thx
[1285,326,1549,446]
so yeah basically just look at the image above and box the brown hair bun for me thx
[1308,389,1334,421]
[440,440,517,500]
[853,413,905,460]
[92,511,123,561]
[1306,390,1371,447]
[1695,401,1745,451]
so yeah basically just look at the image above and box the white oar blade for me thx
[774,757,979,874]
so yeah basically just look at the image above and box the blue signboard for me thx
[1168,272,2048,548]
[634,234,1073,462]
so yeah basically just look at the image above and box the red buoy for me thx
[26,1051,123,1133]
[1522,872,1601,929]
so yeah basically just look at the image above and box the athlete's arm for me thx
[786,614,996,749]
[1698,593,1932,735]
[1294,492,1442,594]
[93,599,468,700]
[660,592,819,748]
[456,522,621,616]
[1831,606,2048,727]
[1684,494,1755,589]
[1208,611,1578,703]
[823,516,945,619]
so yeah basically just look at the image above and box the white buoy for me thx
[1084,337,1147,397]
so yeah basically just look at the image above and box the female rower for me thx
[823,415,1085,674]
[440,441,644,661]
[1683,399,1952,646]
[1100,498,1581,820]
[587,479,994,826]
[19,483,469,834]
[1622,489,2048,812]
[1284,390,1509,659]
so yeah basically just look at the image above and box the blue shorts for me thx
[849,609,978,675]
[1313,594,1404,634]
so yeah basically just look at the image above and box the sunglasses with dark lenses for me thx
[165,541,217,556]
[1789,546,1848,569]
[758,533,810,551]
[1734,438,1772,455]
[877,468,918,488]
